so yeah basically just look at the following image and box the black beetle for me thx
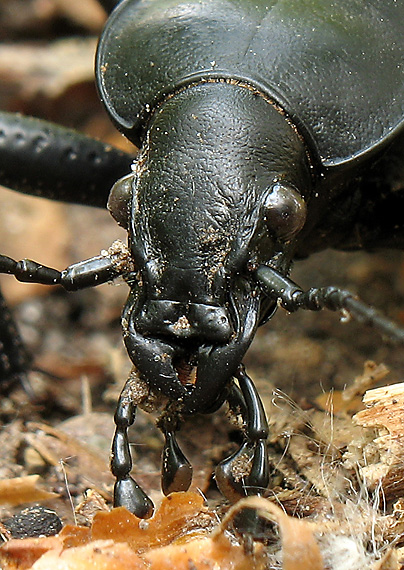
[0,0,403,519]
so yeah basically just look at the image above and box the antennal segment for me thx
[255,265,404,344]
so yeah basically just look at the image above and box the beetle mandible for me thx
[0,0,403,518]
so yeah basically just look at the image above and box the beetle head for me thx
[108,81,311,413]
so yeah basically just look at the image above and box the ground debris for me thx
[0,492,266,570]
[348,382,404,502]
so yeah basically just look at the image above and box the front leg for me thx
[111,372,154,518]
[215,367,269,502]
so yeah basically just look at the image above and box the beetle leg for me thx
[215,366,269,502]
[255,264,404,343]
[0,112,134,208]
[161,428,193,496]
[111,375,154,519]
[236,367,270,494]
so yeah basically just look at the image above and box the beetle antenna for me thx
[255,264,404,344]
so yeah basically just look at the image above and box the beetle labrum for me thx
[0,0,403,518]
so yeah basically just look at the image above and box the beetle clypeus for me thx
[0,0,403,518]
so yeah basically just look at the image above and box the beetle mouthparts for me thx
[173,356,198,386]
[135,300,234,344]
[123,284,261,414]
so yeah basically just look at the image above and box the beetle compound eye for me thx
[263,183,307,241]
[107,173,134,229]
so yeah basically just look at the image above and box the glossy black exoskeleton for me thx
[0,0,403,518]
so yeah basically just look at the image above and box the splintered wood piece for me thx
[352,382,404,498]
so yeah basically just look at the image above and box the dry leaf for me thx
[31,540,146,570]
[0,492,266,570]
[0,475,58,507]
[91,492,213,551]
[220,497,324,570]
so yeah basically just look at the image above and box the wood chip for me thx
[352,382,404,499]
